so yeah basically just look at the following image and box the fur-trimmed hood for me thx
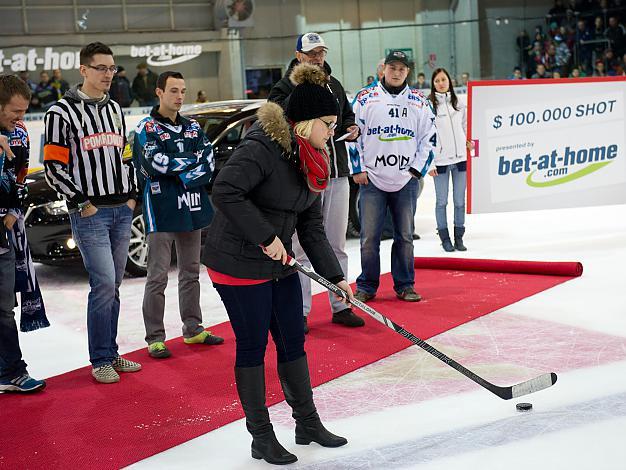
[265,58,356,178]
[289,62,328,87]
[255,101,293,154]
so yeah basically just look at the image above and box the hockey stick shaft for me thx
[288,256,557,400]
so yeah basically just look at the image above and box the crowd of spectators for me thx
[15,62,161,112]
[515,0,626,79]
[17,69,70,113]
[13,1,626,115]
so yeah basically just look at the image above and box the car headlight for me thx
[41,200,69,216]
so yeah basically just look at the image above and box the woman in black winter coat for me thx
[201,63,353,465]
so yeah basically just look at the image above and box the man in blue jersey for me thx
[0,74,46,393]
[133,71,223,359]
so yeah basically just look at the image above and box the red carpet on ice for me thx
[0,258,582,468]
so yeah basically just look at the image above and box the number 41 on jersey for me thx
[389,107,408,118]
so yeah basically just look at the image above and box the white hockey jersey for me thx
[348,82,437,192]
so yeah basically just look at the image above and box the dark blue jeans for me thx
[69,205,133,367]
[214,273,306,368]
[0,240,28,381]
[357,178,418,295]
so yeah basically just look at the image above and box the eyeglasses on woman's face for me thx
[317,118,337,131]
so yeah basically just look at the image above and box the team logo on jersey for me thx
[367,124,415,141]
[356,89,379,106]
[81,132,124,151]
[374,154,410,170]
[9,124,29,147]
[407,94,423,103]
[184,130,198,139]
[177,191,202,212]
[159,133,171,141]
[150,181,161,194]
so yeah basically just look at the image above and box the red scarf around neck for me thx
[293,133,331,193]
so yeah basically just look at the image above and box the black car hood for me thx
[25,170,57,207]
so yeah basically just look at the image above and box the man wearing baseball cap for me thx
[349,49,437,304]
[268,33,365,332]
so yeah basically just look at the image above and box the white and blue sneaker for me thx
[0,374,46,393]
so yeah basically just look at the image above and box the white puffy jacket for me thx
[430,92,467,168]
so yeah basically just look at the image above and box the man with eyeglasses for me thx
[43,42,141,384]
[269,32,365,332]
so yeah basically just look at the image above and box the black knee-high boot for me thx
[235,365,298,465]
[278,355,348,448]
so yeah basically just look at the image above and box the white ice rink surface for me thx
[16,182,626,470]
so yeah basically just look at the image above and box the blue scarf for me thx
[12,213,49,332]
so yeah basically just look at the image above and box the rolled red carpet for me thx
[414,257,583,277]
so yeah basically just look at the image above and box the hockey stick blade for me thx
[287,256,558,400]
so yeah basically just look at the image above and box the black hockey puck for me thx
[516,402,532,412]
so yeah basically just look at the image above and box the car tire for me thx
[125,204,148,277]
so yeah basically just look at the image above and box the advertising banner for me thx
[467,77,626,213]
[0,43,204,73]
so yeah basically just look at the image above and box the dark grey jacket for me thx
[268,59,356,178]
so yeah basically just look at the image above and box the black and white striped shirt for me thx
[43,88,136,208]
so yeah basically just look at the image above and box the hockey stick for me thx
[287,256,557,400]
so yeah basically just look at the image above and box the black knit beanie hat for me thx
[286,63,338,122]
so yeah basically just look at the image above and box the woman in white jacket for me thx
[428,68,470,252]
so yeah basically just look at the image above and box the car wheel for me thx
[126,207,148,277]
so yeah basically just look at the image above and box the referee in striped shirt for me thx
[43,42,142,384]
